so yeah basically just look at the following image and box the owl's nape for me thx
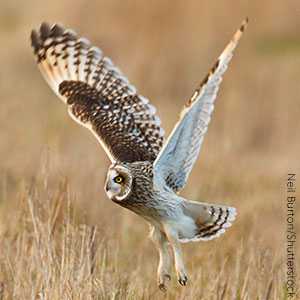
[104,165,133,202]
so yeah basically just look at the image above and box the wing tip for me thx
[216,18,248,66]
[51,22,64,37]
[31,21,66,56]
[188,18,248,106]
[231,17,249,44]
[40,22,66,40]
[30,29,39,53]
[40,22,50,41]
[240,17,249,33]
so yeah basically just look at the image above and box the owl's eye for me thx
[114,175,124,184]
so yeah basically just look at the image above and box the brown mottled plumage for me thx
[31,19,248,291]
[31,22,164,163]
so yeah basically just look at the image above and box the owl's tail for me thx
[180,200,236,242]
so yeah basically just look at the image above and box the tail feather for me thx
[181,200,236,242]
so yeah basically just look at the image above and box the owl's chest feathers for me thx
[120,180,184,221]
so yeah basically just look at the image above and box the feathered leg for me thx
[163,224,187,286]
[150,226,171,291]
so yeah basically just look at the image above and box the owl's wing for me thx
[153,19,248,193]
[31,23,164,163]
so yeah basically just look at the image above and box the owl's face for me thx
[105,165,133,202]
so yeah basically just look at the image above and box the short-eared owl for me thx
[31,19,248,291]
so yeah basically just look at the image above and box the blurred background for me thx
[0,0,299,299]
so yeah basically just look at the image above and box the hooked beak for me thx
[104,180,112,195]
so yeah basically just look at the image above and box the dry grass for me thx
[0,0,300,299]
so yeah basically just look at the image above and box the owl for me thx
[31,18,247,291]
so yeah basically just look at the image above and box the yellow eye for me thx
[114,176,123,183]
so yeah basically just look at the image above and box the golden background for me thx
[0,0,299,299]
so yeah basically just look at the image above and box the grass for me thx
[0,0,300,299]
[0,169,292,299]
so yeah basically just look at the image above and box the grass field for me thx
[0,1,300,299]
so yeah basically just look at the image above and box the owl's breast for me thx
[121,188,183,222]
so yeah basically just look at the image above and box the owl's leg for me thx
[163,225,187,286]
[150,226,171,292]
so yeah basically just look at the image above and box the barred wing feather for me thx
[153,19,248,193]
[31,22,164,163]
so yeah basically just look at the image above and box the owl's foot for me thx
[178,273,187,286]
[158,273,171,292]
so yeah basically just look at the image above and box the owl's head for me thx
[104,165,133,202]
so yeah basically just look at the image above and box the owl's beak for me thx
[104,176,110,192]
[105,180,112,194]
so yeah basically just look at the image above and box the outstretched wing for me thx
[153,19,248,193]
[31,22,164,163]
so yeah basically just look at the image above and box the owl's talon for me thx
[158,274,171,292]
[158,283,167,292]
[178,274,187,286]
[164,274,171,282]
